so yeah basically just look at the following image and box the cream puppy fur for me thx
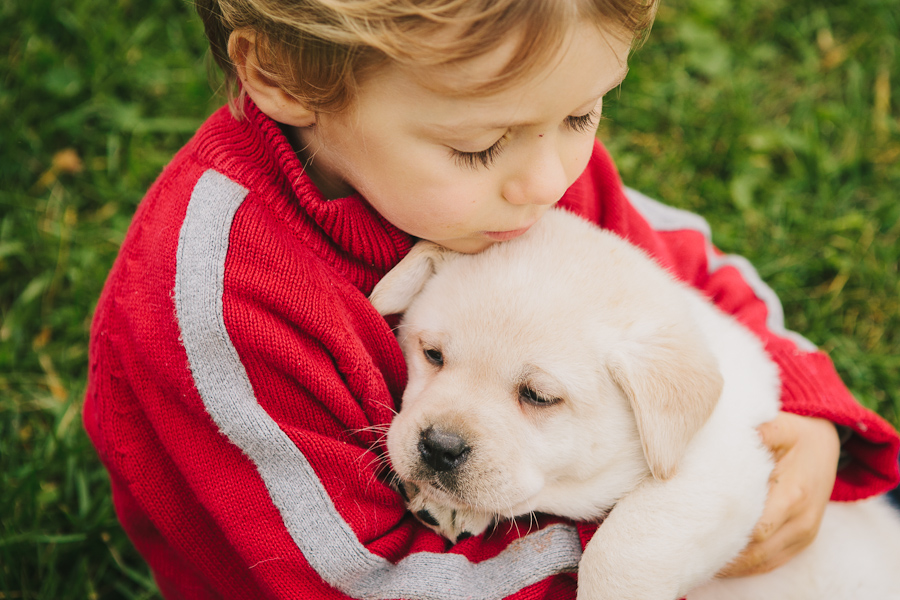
[369,208,900,600]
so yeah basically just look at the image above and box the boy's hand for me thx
[718,411,841,577]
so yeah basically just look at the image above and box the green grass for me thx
[2,0,217,597]
[1,0,897,596]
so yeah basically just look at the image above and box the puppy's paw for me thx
[398,481,494,543]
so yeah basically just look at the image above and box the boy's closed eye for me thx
[449,107,603,170]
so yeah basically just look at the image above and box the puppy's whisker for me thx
[527,511,538,537]
[391,323,415,341]
[355,455,391,499]
[352,430,388,454]
[523,496,541,537]
[357,450,388,474]
[355,460,394,504]
[385,472,406,501]
[352,429,397,495]
[348,423,392,436]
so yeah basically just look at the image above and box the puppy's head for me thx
[370,209,722,519]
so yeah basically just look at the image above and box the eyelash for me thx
[450,109,601,170]
[452,138,506,170]
[565,109,601,134]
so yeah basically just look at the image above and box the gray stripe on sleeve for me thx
[624,187,817,352]
[174,169,583,599]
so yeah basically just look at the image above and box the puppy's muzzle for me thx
[418,426,470,472]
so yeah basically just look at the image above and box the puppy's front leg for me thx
[576,447,770,600]
[576,481,692,600]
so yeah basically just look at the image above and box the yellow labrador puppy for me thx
[370,208,900,600]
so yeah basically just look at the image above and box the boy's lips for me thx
[483,224,533,242]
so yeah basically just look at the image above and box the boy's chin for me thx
[430,224,538,254]
[428,237,496,254]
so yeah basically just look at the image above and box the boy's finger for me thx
[746,461,806,546]
[719,479,822,578]
[719,499,822,577]
[756,414,802,461]
[718,477,804,576]
[718,523,809,577]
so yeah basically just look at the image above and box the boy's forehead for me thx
[402,23,631,98]
[360,24,631,129]
[419,65,630,135]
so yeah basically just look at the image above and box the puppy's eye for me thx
[423,347,444,367]
[519,385,560,406]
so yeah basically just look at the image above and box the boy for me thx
[83,0,899,598]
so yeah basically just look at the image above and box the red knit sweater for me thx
[83,100,899,599]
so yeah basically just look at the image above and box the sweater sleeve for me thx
[559,140,899,501]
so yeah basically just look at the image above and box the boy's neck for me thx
[283,123,354,200]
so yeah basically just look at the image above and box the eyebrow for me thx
[425,66,631,135]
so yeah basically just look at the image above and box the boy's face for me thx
[294,24,631,253]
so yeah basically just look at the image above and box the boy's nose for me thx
[501,149,569,207]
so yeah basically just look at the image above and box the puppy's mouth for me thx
[400,473,544,525]
[403,470,471,508]
[401,463,532,517]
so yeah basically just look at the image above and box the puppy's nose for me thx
[418,426,470,472]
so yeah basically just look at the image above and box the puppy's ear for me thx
[369,242,452,316]
[610,328,723,481]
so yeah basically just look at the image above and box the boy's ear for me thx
[228,30,316,127]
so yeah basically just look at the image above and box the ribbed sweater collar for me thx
[191,99,414,284]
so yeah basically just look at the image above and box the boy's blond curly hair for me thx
[196,0,657,117]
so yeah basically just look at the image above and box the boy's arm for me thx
[559,140,900,501]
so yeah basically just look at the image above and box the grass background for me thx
[1,0,897,597]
